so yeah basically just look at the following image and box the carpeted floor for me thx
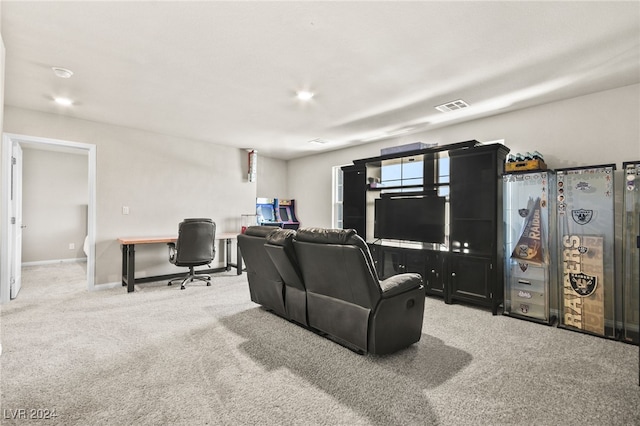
[0,262,638,425]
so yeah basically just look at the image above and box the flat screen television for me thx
[374,195,446,243]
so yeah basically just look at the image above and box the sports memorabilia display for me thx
[556,164,616,338]
[503,171,555,323]
[622,161,640,344]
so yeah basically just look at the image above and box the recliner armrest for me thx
[379,273,423,298]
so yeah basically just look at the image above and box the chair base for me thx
[168,266,211,290]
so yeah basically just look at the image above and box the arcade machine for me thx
[255,198,300,230]
[256,198,281,227]
[276,199,300,230]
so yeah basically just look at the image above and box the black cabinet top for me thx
[447,142,510,157]
[352,140,480,165]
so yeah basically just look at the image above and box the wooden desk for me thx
[118,232,242,293]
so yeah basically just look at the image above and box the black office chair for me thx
[168,218,216,290]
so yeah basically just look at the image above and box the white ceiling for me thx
[2,1,639,160]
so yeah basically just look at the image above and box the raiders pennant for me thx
[511,197,544,264]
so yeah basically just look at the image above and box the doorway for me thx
[1,133,97,303]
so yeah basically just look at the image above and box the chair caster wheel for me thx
[168,282,172,286]
[207,282,211,286]
[180,286,186,290]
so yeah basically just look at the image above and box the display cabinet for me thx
[622,161,640,344]
[502,170,556,324]
[556,164,616,338]
[346,140,509,314]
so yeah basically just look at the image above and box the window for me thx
[332,165,344,228]
[437,153,450,197]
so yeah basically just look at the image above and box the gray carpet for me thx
[1,262,638,425]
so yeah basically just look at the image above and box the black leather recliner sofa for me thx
[292,228,425,355]
[264,228,308,326]
[238,226,425,355]
[237,226,287,318]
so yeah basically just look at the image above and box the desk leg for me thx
[121,245,128,287]
[127,244,135,293]
[223,238,242,275]
[236,241,243,275]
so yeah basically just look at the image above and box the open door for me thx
[9,141,23,298]
[1,133,97,304]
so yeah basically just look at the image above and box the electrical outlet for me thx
[69,243,75,250]
[122,206,130,215]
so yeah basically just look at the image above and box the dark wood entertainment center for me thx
[342,140,510,314]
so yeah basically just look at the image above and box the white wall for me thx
[0,33,4,140]
[288,84,640,229]
[3,106,290,286]
[257,154,288,199]
[22,148,88,263]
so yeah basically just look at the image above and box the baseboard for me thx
[91,282,124,291]
[22,258,87,267]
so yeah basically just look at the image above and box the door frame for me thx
[1,133,97,303]
[9,141,23,299]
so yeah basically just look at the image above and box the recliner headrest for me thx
[182,218,214,223]
[244,226,278,238]
[266,228,296,246]
[295,227,364,248]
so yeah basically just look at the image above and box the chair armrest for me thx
[167,242,177,264]
[380,273,423,298]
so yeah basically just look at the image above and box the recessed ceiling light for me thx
[54,97,73,106]
[435,99,469,113]
[296,90,314,101]
[52,67,74,79]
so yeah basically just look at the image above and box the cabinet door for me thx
[342,165,366,236]
[404,250,425,276]
[379,247,426,280]
[424,252,444,296]
[368,244,381,279]
[449,255,492,305]
[380,248,404,279]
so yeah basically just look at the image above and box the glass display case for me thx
[556,164,616,338]
[622,161,640,344]
[503,171,556,324]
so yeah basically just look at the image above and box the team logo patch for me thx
[569,272,597,297]
[518,290,532,299]
[575,181,595,193]
[518,262,528,272]
[578,246,588,254]
[571,209,593,225]
[519,304,530,314]
[518,208,529,218]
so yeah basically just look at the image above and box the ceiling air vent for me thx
[435,99,469,113]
